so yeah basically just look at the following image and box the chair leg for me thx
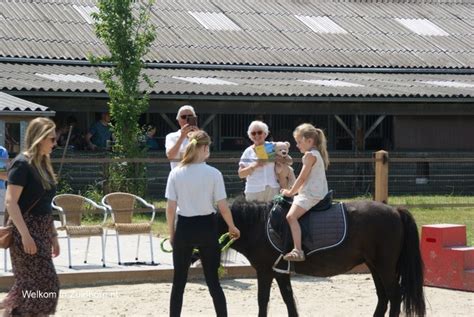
[84,237,91,264]
[149,231,155,265]
[67,236,72,269]
[115,231,122,265]
[135,235,141,261]
[102,229,108,262]
[101,234,106,268]
[4,249,8,272]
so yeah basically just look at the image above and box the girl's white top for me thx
[299,149,328,200]
[165,162,227,217]
[239,145,279,193]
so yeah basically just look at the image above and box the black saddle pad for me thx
[266,198,347,256]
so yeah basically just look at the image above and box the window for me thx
[173,76,238,86]
[295,16,347,34]
[35,73,101,83]
[188,11,241,31]
[395,18,449,36]
[73,5,99,24]
[298,79,362,87]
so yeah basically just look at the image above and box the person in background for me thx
[165,105,198,169]
[238,120,280,202]
[0,117,60,315]
[0,145,8,225]
[280,123,329,262]
[55,122,69,147]
[64,115,85,150]
[166,130,240,317]
[145,124,159,151]
[86,112,112,150]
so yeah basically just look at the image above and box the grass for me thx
[343,195,474,246]
[409,207,473,246]
[82,196,474,246]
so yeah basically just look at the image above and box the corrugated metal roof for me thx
[1,63,473,99]
[0,0,472,68]
[0,91,55,115]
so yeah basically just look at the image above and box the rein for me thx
[160,232,235,254]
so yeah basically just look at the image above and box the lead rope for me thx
[160,233,234,253]
[160,233,236,277]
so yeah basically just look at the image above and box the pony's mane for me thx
[230,196,272,225]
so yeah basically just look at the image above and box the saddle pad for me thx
[267,202,347,256]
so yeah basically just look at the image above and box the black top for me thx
[7,154,56,216]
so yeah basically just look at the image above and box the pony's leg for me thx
[374,262,401,317]
[367,264,388,317]
[275,274,298,317]
[382,272,401,317]
[256,270,274,317]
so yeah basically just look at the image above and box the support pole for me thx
[374,150,389,204]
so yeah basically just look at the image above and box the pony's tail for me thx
[397,207,426,317]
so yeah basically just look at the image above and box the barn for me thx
[0,0,473,196]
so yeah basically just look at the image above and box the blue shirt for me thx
[146,136,159,151]
[89,121,112,149]
[0,146,9,189]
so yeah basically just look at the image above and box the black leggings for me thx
[170,214,227,317]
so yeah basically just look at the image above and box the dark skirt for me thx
[2,212,59,316]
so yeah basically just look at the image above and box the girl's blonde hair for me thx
[180,130,211,166]
[23,117,57,189]
[294,123,329,170]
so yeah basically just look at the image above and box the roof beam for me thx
[0,57,472,75]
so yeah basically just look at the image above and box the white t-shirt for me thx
[165,162,227,217]
[165,130,189,170]
[299,149,328,200]
[239,145,279,194]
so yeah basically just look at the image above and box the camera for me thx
[186,116,198,126]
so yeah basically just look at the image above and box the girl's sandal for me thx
[283,249,305,262]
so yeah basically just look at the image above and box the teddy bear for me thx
[273,141,296,190]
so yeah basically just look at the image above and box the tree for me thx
[90,0,156,195]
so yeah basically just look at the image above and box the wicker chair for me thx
[52,194,107,268]
[101,192,156,265]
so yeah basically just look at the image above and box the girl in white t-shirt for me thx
[165,130,240,317]
[280,123,329,262]
[238,121,280,202]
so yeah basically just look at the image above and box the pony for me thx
[218,198,426,317]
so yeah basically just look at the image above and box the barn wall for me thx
[394,116,474,151]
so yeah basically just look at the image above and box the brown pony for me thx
[218,199,425,317]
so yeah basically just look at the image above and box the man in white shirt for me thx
[165,105,198,170]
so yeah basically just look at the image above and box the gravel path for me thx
[43,274,474,316]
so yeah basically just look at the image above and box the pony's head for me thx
[230,196,272,229]
[217,196,273,258]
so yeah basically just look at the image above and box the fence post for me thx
[374,150,389,203]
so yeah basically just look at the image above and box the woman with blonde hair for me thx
[1,117,60,316]
[165,130,240,317]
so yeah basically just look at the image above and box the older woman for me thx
[1,117,60,316]
[238,120,280,202]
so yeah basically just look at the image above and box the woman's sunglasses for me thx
[251,131,264,136]
[180,114,193,120]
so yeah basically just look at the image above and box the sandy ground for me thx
[32,274,473,316]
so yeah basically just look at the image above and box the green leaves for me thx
[89,0,156,196]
